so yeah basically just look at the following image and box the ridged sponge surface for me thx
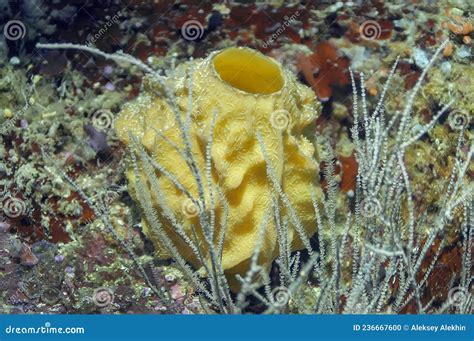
[115,47,322,287]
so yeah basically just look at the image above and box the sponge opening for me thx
[213,47,284,95]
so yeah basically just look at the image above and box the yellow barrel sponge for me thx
[115,47,322,288]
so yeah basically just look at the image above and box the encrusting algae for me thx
[114,47,322,289]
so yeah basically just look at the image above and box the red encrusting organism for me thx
[296,42,350,101]
[320,152,358,194]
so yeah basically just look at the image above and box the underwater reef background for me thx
[0,0,472,314]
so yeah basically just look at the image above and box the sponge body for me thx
[115,47,321,284]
